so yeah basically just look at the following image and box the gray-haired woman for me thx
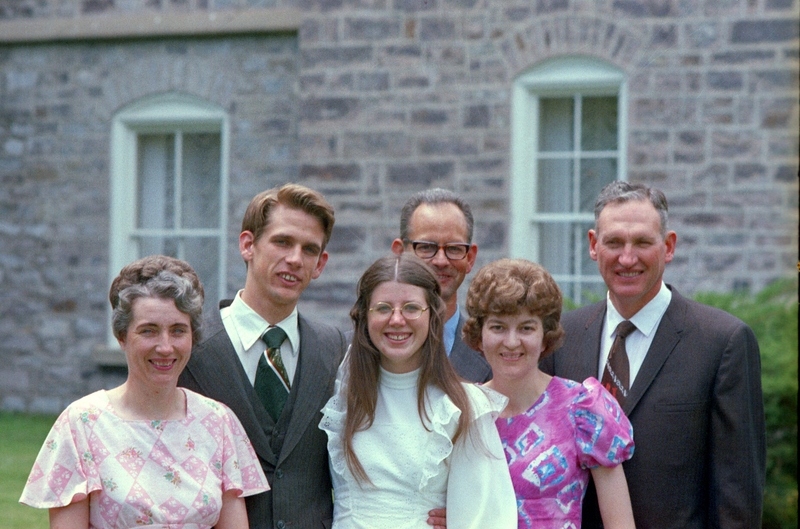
[21,255,268,529]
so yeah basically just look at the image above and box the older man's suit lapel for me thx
[624,289,685,415]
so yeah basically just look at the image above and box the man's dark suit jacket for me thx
[540,286,765,529]
[179,300,347,529]
[452,312,492,383]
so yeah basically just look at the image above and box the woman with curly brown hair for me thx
[463,259,636,529]
[320,253,516,529]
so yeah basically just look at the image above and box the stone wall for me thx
[0,0,797,412]
[1,32,301,413]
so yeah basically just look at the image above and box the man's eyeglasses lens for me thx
[369,303,428,320]
[410,241,469,260]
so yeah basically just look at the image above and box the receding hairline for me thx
[406,201,471,240]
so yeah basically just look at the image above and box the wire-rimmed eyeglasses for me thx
[368,302,429,320]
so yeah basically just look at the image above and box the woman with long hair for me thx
[320,254,516,529]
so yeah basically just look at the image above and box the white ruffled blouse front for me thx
[319,364,517,529]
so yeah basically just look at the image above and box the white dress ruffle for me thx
[319,357,517,529]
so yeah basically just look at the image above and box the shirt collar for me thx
[443,310,460,355]
[606,281,672,339]
[228,291,300,355]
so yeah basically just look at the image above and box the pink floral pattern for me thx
[495,377,634,529]
[20,389,268,528]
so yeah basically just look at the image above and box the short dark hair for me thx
[109,255,204,344]
[594,181,669,237]
[242,183,335,250]
[399,188,474,243]
[463,259,565,359]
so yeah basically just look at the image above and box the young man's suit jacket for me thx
[179,300,347,529]
[451,312,492,383]
[540,286,765,529]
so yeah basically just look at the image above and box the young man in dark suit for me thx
[540,181,766,528]
[392,188,492,383]
[180,184,447,529]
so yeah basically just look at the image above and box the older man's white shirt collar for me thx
[606,281,671,339]
[601,282,672,383]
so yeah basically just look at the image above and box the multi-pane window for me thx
[510,57,626,304]
[109,94,229,346]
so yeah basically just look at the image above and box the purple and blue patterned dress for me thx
[495,376,634,529]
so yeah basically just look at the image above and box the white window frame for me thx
[108,92,229,347]
[510,56,627,304]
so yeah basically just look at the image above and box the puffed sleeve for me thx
[216,401,269,497]
[446,384,517,529]
[572,377,635,469]
[19,403,102,508]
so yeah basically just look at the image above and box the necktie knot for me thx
[262,326,287,350]
[616,320,637,340]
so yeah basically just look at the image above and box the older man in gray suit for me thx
[541,182,765,528]
[392,188,492,383]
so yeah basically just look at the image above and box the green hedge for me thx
[694,278,798,529]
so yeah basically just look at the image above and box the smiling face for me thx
[118,296,193,389]
[393,203,477,316]
[589,199,676,319]
[240,204,329,323]
[480,310,545,383]
[367,280,430,374]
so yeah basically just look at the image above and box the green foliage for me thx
[0,412,56,529]
[695,278,798,529]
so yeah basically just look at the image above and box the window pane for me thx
[182,133,221,229]
[183,237,220,317]
[137,134,175,229]
[138,236,180,260]
[538,222,573,275]
[539,98,573,152]
[538,159,573,213]
[579,158,617,212]
[581,96,617,151]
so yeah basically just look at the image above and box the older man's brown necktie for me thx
[602,320,637,406]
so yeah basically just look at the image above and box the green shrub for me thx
[695,278,798,529]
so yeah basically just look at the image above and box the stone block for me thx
[345,17,402,40]
[464,105,489,128]
[707,71,743,90]
[344,132,412,158]
[301,46,372,68]
[419,17,456,40]
[300,97,359,122]
[734,163,768,182]
[394,0,437,11]
[411,108,450,124]
[387,162,454,186]
[712,50,775,64]
[300,163,361,182]
[612,0,676,17]
[760,98,795,128]
[731,20,799,43]
[417,136,479,155]
[774,165,798,182]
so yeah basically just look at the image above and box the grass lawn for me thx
[0,412,57,529]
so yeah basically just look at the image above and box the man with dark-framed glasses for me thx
[391,188,492,383]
